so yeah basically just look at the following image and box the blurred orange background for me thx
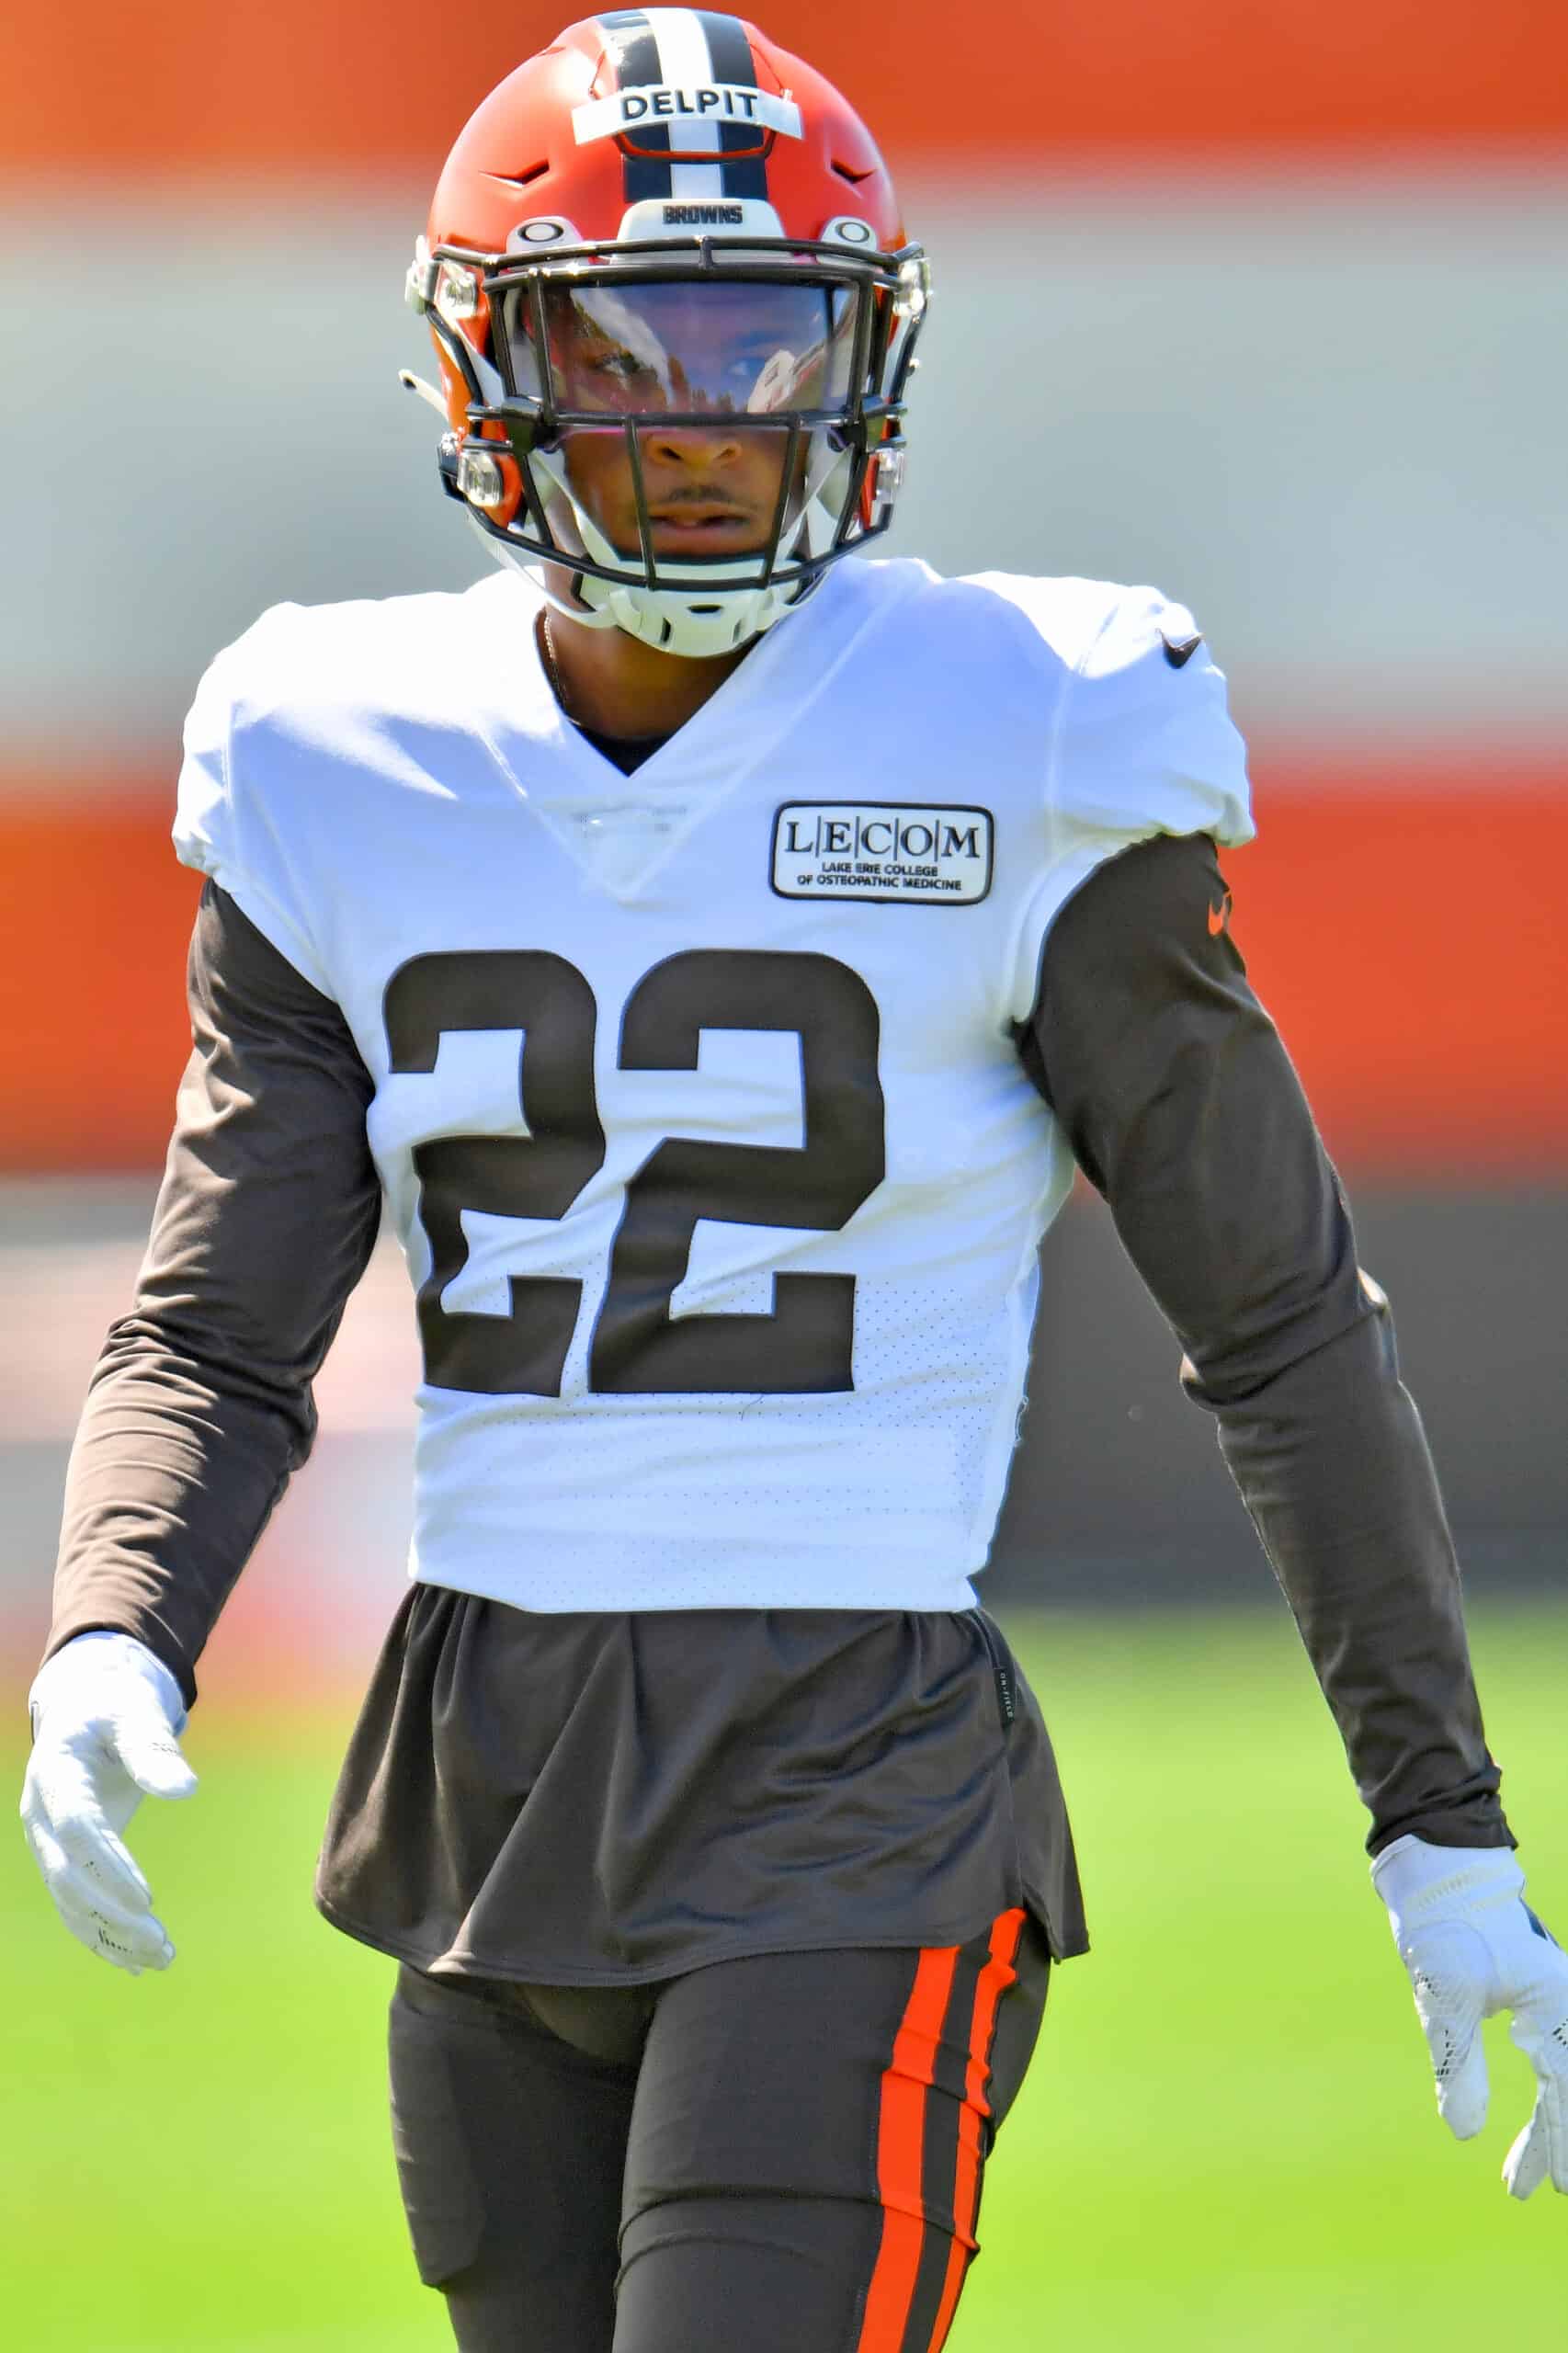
[6,0,1565,167]
[4,0,1564,1178]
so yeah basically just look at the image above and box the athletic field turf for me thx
[6,1600,1563,2349]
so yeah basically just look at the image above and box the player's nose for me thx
[642,422,744,469]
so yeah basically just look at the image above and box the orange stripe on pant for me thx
[856,1911,1029,2353]
[926,1909,1028,2351]
[856,1944,960,2353]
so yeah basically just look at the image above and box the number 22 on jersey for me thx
[382,948,885,1398]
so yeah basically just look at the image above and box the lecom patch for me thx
[771,803,994,904]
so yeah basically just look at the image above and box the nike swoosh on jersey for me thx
[1161,631,1203,668]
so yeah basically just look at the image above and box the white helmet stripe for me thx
[645,10,723,153]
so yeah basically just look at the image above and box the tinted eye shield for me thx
[491,251,875,426]
[505,284,854,427]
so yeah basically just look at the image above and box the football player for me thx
[22,13,1567,2350]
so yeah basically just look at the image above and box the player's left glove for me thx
[1372,1833,1568,2198]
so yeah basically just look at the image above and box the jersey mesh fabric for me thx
[171,558,1251,1615]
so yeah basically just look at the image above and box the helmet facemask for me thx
[415,234,927,657]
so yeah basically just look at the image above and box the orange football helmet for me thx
[404,10,928,655]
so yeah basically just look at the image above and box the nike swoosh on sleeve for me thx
[1161,631,1203,668]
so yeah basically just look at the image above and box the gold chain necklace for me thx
[538,610,575,719]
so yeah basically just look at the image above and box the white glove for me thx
[1373,1832,1568,2198]
[20,1631,198,1974]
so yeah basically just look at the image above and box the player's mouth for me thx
[646,499,765,551]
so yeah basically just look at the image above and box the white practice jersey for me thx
[174,556,1253,1614]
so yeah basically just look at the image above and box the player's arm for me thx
[1019,828,1567,2196]
[21,880,381,1971]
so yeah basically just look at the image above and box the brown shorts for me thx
[388,1908,1051,2353]
[318,1594,1088,1984]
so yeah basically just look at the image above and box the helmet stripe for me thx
[597,10,675,200]
[695,13,769,200]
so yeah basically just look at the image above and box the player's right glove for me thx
[1373,1833,1568,2199]
[20,1631,198,1974]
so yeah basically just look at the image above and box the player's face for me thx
[507,278,857,563]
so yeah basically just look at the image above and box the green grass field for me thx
[5,1600,1564,2349]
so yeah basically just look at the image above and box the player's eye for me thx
[563,344,665,413]
[594,349,654,382]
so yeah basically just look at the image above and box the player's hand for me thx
[1373,1833,1568,2198]
[20,1631,198,1975]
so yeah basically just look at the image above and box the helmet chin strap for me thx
[476,444,835,661]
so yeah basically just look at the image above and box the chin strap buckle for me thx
[875,445,907,502]
[456,448,507,509]
[435,434,464,502]
[892,256,929,322]
[405,237,440,314]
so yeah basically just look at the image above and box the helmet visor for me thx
[503,277,860,419]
